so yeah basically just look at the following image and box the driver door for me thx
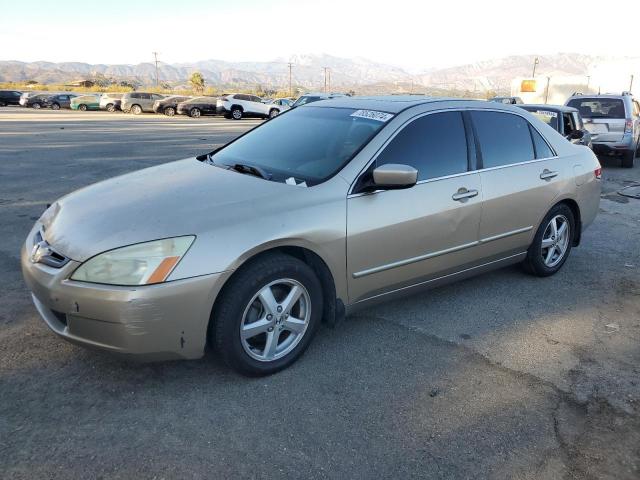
[346,111,483,303]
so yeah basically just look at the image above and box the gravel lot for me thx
[1,107,639,479]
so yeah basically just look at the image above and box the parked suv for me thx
[154,96,191,116]
[47,94,77,110]
[216,94,274,119]
[99,93,123,112]
[566,92,640,168]
[121,92,165,114]
[21,97,601,375]
[0,90,22,106]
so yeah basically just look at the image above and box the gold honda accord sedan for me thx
[21,96,601,375]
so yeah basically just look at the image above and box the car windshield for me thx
[210,106,390,185]
[524,109,559,131]
[566,98,625,119]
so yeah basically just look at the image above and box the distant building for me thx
[65,79,96,88]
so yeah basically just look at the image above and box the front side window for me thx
[524,109,559,131]
[471,111,535,168]
[375,111,468,181]
[210,106,389,185]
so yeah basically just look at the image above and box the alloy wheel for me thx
[541,214,570,268]
[191,108,201,118]
[240,279,311,362]
[165,107,175,116]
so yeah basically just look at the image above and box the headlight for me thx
[70,236,195,286]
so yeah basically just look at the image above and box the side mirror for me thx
[370,164,418,190]
[568,130,585,140]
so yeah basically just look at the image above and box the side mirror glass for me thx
[371,164,418,190]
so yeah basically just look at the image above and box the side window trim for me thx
[349,108,474,195]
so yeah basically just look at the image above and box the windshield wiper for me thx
[231,163,271,180]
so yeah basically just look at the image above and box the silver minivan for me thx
[566,92,640,167]
[21,97,601,375]
[121,92,165,114]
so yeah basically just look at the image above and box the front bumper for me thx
[21,240,230,361]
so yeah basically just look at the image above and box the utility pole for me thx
[328,69,331,92]
[586,75,591,91]
[287,62,293,97]
[323,67,329,93]
[152,51,160,87]
[532,56,539,78]
[544,76,551,104]
[630,74,634,93]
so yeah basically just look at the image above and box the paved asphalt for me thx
[1,108,639,479]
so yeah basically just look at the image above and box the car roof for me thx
[307,95,486,114]
[567,94,632,100]
[520,104,578,113]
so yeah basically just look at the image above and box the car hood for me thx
[40,158,303,261]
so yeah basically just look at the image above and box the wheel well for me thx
[208,246,340,344]
[558,199,581,246]
[132,103,141,109]
[231,104,243,112]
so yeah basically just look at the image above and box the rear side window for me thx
[566,98,625,119]
[529,127,554,159]
[375,111,468,181]
[471,111,535,168]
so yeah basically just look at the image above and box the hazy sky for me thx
[2,0,638,71]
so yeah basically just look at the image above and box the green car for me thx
[70,95,101,111]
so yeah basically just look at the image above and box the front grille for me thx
[51,310,68,327]
[31,230,70,268]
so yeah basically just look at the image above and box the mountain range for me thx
[0,53,634,93]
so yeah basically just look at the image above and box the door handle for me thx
[452,188,479,201]
[540,169,558,180]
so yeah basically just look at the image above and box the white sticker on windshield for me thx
[350,110,394,122]
[535,110,558,118]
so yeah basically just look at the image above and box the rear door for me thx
[346,110,483,303]
[566,97,626,143]
[470,110,569,260]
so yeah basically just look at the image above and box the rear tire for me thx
[268,108,279,119]
[106,103,116,113]
[190,107,201,118]
[32,103,41,109]
[164,106,175,116]
[131,104,142,115]
[212,253,323,376]
[51,103,60,110]
[78,104,88,111]
[231,107,243,120]
[622,149,635,168]
[523,203,575,277]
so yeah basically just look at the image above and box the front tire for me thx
[32,102,41,109]
[268,108,279,119]
[622,149,635,168]
[131,104,142,115]
[106,103,116,112]
[51,103,60,110]
[78,104,88,111]
[164,106,175,116]
[523,204,575,277]
[212,253,323,376]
